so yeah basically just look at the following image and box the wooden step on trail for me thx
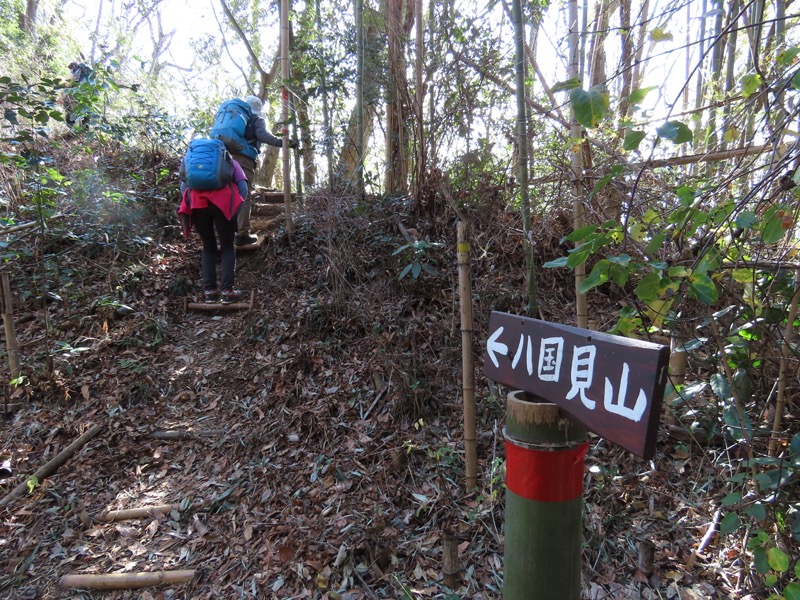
[184,290,255,312]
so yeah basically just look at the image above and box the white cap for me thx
[245,95,263,115]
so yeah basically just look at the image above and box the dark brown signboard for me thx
[483,311,670,459]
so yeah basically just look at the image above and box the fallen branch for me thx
[0,422,104,508]
[58,570,196,590]
[697,508,722,555]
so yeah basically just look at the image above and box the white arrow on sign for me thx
[487,326,509,368]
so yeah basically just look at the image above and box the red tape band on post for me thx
[505,440,588,503]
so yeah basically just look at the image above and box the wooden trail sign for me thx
[483,312,670,459]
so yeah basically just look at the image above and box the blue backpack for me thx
[181,138,234,190]
[209,99,254,158]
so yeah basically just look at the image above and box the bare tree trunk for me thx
[617,0,633,136]
[413,0,426,201]
[512,0,537,317]
[355,0,365,200]
[18,0,39,36]
[316,0,334,189]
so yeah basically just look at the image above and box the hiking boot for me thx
[220,289,243,304]
[204,290,219,304]
[235,233,258,246]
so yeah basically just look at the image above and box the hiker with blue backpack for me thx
[178,139,248,304]
[210,95,297,246]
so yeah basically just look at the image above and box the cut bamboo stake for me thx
[442,528,460,589]
[0,422,104,507]
[769,268,800,456]
[59,570,196,590]
[1,272,20,385]
[456,220,478,490]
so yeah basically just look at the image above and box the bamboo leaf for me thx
[543,256,569,268]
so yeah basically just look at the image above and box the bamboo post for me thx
[457,220,478,490]
[665,335,688,426]
[1,272,20,383]
[769,269,800,455]
[504,390,587,600]
[442,528,460,589]
[59,570,195,590]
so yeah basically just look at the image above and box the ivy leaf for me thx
[785,583,800,600]
[767,547,789,573]
[735,211,757,229]
[753,546,770,574]
[552,78,582,93]
[791,69,800,92]
[580,259,610,294]
[741,73,762,98]
[744,502,766,521]
[689,272,718,304]
[723,127,739,143]
[719,512,740,535]
[564,224,597,242]
[623,130,647,151]
[776,47,800,68]
[649,27,673,42]
[657,120,693,144]
[570,84,610,129]
[760,205,791,244]
[635,271,661,303]
[629,86,657,106]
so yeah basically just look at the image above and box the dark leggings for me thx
[191,204,237,291]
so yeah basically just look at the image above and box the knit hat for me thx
[245,95,263,115]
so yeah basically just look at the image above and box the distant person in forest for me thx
[63,61,92,127]
[178,147,248,304]
[210,94,296,246]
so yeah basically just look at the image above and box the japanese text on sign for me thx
[483,312,670,459]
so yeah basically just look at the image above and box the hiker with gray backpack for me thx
[177,139,248,304]
[210,95,297,246]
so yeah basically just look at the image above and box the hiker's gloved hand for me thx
[288,139,299,149]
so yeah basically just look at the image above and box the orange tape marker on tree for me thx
[505,440,588,503]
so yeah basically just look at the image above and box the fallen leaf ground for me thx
[0,181,767,599]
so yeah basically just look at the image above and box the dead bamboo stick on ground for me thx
[184,290,255,311]
[98,504,180,522]
[152,429,226,441]
[0,422,104,508]
[59,569,196,590]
